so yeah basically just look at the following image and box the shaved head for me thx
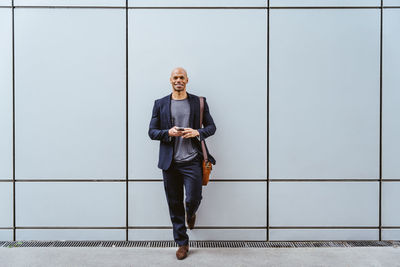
[171,67,187,77]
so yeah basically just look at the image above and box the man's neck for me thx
[172,90,188,100]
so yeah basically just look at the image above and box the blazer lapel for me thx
[188,92,195,129]
[166,93,172,128]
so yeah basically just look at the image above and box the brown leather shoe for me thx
[187,214,196,230]
[176,244,189,260]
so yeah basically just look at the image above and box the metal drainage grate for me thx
[345,241,392,247]
[102,241,150,247]
[0,240,398,248]
[53,241,102,247]
[3,241,54,248]
[148,241,178,248]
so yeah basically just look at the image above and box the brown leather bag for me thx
[199,97,212,186]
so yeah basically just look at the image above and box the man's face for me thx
[170,70,188,92]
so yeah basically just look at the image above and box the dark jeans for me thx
[162,154,203,246]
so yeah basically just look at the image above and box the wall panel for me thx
[129,0,266,7]
[129,181,266,227]
[16,182,125,227]
[129,229,266,241]
[382,182,400,226]
[270,229,378,241]
[0,8,12,179]
[14,9,126,179]
[270,182,379,226]
[129,9,267,180]
[0,183,13,227]
[270,9,380,179]
[0,230,13,241]
[17,229,125,240]
[14,0,125,6]
[382,9,400,179]
[270,0,379,6]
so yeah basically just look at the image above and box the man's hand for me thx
[168,126,184,137]
[182,128,200,139]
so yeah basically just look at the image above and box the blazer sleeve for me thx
[197,97,216,141]
[148,100,172,143]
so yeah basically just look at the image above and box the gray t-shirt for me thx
[171,98,198,162]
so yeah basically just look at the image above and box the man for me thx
[148,67,216,260]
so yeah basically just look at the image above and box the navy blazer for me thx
[148,92,216,170]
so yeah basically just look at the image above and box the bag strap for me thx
[199,97,208,162]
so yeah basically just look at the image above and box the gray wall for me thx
[0,0,399,241]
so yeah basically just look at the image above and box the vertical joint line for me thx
[379,0,383,242]
[125,0,129,241]
[11,0,16,242]
[266,0,270,242]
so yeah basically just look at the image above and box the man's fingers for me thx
[182,133,190,138]
[177,128,194,138]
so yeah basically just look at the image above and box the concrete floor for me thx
[1,247,400,267]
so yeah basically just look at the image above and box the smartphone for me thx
[176,127,185,131]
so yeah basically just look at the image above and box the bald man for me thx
[148,67,216,260]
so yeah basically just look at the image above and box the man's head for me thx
[170,67,189,92]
